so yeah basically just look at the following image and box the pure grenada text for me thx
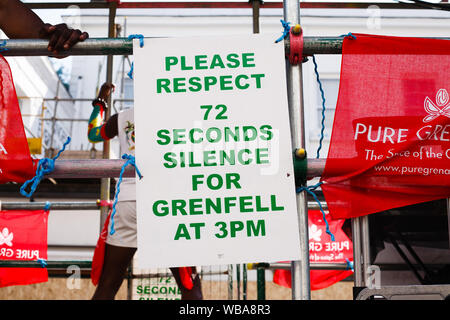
[156,52,265,93]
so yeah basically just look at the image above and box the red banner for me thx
[321,34,450,220]
[91,210,111,286]
[0,210,49,287]
[273,210,353,290]
[0,55,35,184]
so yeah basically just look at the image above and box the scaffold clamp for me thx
[293,148,307,186]
[288,24,303,65]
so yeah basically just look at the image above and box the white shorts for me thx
[106,201,137,248]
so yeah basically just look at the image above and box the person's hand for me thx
[38,23,89,56]
[98,83,115,101]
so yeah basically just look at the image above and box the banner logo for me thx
[423,88,450,123]
[309,224,322,242]
[0,227,13,246]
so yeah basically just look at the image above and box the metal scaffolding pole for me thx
[0,201,106,211]
[249,262,352,271]
[283,0,310,300]
[251,0,261,34]
[0,37,345,56]
[99,1,117,231]
[47,158,325,179]
[2,37,449,57]
[0,200,325,211]
[0,260,92,268]
[352,217,364,287]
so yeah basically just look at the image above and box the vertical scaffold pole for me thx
[361,215,371,286]
[283,0,311,300]
[251,0,261,34]
[100,1,117,231]
[352,218,364,289]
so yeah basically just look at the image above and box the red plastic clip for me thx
[97,199,113,208]
[288,24,303,65]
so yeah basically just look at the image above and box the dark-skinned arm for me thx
[0,0,89,55]
[88,83,118,143]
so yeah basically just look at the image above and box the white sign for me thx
[132,267,181,300]
[133,34,300,268]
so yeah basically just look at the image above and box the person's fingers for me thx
[42,24,88,54]
[52,28,73,53]
[79,32,89,41]
[63,29,82,50]
[47,23,68,52]
[47,32,60,52]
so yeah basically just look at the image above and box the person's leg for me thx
[92,201,137,300]
[170,267,203,300]
[92,244,136,300]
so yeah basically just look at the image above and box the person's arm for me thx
[0,0,89,54]
[88,83,117,143]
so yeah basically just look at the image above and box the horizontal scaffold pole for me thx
[0,260,343,270]
[3,37,449,57]
[48,158,326,179]
[0,37,344,56]
[0,260,92,269]
[248,262,351,271]
[0,38,132,57]
[0,200,327,211]
[0,201,107,211]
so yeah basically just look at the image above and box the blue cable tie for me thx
[340,32,357,40]
[109,154,143,236]
[312,55,326,159]
[296,182,335,241]
[37,258,47,268]
[20,136,71,198]
[275,19,291,43]
[43,201,51,212]
[0,40,8,53]
[127,62,134,80]
[345,258,354,271]
[127,34,144,79]
[128,34,144,48]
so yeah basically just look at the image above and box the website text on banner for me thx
[133,34,300,269]
[273,210,353,290]
[0,210,49,287]
[321,34,450,220]
[0,55,35,183]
